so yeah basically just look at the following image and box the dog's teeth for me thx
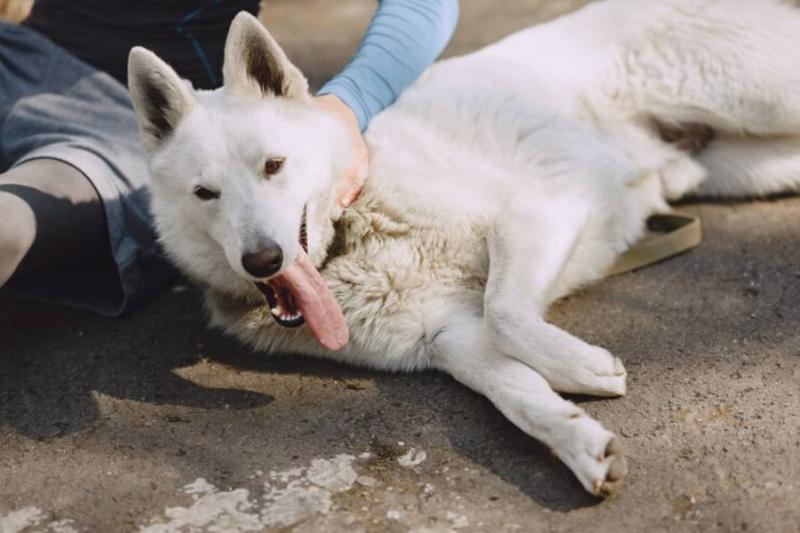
[279,312,302,322]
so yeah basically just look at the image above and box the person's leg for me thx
[0,179,35,287]
[0,23,173,314]
[0,159,114,288]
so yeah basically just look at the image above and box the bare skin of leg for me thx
[654,120,715,154]
[0,159,114,288]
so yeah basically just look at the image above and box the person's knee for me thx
[0,159,111,284]
[0,191,36,286]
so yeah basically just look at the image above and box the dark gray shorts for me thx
[0,22,176,316]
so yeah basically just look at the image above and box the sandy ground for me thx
[2,1,800,531]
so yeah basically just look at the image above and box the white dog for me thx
[127,0,800,496]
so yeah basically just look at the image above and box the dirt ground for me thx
[2,1,799,532]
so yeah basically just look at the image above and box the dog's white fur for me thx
[127,0,800,496]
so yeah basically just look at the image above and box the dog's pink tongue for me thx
[279,249,349,351]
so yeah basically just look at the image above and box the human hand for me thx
[313,94,368,208]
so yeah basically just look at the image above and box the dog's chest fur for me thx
[325,187,490,313]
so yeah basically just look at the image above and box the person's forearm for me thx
[318,0,459,131]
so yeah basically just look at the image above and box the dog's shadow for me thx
[0,285,601,511]
[211,341,605,511]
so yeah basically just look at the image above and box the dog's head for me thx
[128,12,349,350]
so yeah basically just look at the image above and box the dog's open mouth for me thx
[255,207,308,328]
[252,207,349,351]
[256,278,305,327]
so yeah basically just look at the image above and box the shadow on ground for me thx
[0,281,602,511]
[3,196,799,515]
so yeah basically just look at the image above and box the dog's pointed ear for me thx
[127,47,195,152]
[223,12,309,100]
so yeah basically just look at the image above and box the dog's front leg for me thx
[485,194,627,397]
[428,309,626,496]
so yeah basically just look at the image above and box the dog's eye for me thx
[264,157,285,176]
[193,186,220,201]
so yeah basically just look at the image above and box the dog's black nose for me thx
[242,241,283,278]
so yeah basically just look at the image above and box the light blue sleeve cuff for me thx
[318,0,459,131]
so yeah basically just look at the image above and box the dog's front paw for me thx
[556,414,628,497]
[587,354,628,398]
[591,435,627,497]
[547,346,627,398]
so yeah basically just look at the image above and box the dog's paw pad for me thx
[592,436,627,497]
[559,417,628,496]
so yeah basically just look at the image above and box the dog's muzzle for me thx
[255,206,308,328]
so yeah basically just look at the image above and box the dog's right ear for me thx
[127,47,195,152]
[223,12,309,100]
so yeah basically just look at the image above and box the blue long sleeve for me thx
[318,0,459,131]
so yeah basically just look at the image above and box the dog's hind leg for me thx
[483,192,628,397]
[620,0,800,139]
[691,135,800,198]
[429,308,627,497]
